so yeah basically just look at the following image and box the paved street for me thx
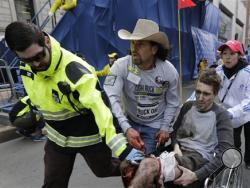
[1,136,250,188]
[0,138,123,188]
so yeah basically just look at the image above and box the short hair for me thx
[5,21,45,51]
[197,68,221,95]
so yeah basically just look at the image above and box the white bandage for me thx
[159,151,177,182]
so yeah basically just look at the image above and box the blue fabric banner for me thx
[191,27,221,77]
[202,1,220,35]
[0,0,220,81]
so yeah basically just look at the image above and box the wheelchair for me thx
[204,148,243,188]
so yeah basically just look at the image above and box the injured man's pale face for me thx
[121,151,182,188]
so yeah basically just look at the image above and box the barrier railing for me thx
[0,0,55,112]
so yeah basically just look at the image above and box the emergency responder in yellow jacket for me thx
[5,21,144,187]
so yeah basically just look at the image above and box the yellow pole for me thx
[177,9,183,101]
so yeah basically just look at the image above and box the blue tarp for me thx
[0,40,6,57]
[0,0,221,81]
[51,0,210,80]
[0,39,19,83]
[202,1,220,35]
[191,27,221,77]
[191,2,221,78]
[0,39,16,64]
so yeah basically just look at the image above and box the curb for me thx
[0,112,20,143]
[0,125,19,143]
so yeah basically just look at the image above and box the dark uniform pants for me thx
[234,121,250,164]
[42,140,121,188]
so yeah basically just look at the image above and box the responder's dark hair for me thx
[150,41,170,61]
[5,21,45,51]
[197,68,221,95]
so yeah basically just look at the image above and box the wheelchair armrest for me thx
[204,177,212,188]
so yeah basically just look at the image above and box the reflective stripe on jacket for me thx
[19,35,130,158]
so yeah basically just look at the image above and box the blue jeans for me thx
[128,119,159,154]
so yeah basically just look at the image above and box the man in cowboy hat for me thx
[104,19,180,154]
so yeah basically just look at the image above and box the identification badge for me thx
[127,72,141,85]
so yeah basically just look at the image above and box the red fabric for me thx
[178,0,196,9]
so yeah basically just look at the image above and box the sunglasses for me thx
[18,46,46,64]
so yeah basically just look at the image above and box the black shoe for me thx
[16,129,31,138]
[245,163,250,170]
[30,134,47,142]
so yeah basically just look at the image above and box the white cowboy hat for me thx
[118,19,169,49]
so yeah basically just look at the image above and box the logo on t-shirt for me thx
[155,76,169,88]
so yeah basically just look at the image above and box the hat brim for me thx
[218,44,244,55]
[218,44,232,52]
[118,29,169,49]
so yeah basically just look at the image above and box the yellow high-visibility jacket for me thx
[9,96,31,124]
[19,35,130,158]
[16,96,31,117]
[9,96,43,130]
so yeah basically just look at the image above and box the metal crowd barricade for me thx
[0,59,19,112]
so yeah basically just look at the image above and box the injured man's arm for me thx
[121,151,182,188]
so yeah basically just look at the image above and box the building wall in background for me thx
[14,0,34,23]
[0,0,63,36]
[213,0,246,45]
[0,0,16,35]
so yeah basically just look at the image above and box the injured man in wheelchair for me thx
[121,69,234,188]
